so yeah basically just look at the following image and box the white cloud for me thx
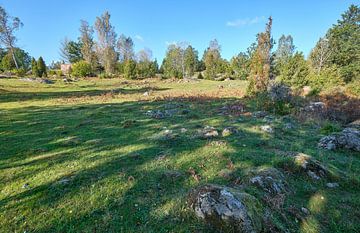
[226,16,265,27]
[135,35,144,42]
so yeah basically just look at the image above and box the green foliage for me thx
[307,65,344,92]
[12,68,26,77]
[184,46,199,77]
[320,121,342,135]
[137,60,158,79]
[1,48,31,71]
[346,80,360,96]
[277,52,309,88]
[162,44,183,78]
[203,39,223,80]
[124,59,137,79]
[31,58,40,77]
[60,39,83,63]
[37,57,47,77]
[327,4,360,82]
[71,60,92,77]
[230,52,250,80]
[248,17,274,95]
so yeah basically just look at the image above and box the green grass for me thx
[0,77,359,232]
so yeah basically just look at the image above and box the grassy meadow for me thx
[0,77,359,232]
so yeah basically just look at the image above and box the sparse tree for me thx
[248,17,274,94]
[162,44,183,78]
[0,6,23,69]
[309,37,331,74]
[117,34,134,62]
[203,39,222,79]
[94,11,117,74]
[79,20,96,69]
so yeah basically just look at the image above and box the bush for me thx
[48,69,63,78]
[124,60,137,79]
[253,83,294,115]
[307,65,344,92]
[71,60,92,77]
[346,80,360,97]
[12,68,26,77]
[320,121,342,135]
[98,72,115,79]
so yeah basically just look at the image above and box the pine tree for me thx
[247,17,274,95]
[37,56,47,77]
[31,57,39,77]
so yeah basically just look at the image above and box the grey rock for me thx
[318,128,360,152]
[326,182,339,188]
[247,167,287,195]
[198,126,219,139]
[294,153,329,180]
[252,111,268,118]
[301,207,310,215]
[304,102,325,112]
[260,125,274,134]
[188,184,263,233]
[268,82,292,102]
[222,127,238,137]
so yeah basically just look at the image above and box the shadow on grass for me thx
[0,86,171,103]
[0,96,359,232]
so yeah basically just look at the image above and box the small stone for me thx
[180,128,187,133]
[284,123,295,130]
[301,207,310,215]
[326,182,339,188]
[143,91,150,96]
[260,125,274,133]
[221,127,238,137]
[307,171,320,180]
[252,111,268,118]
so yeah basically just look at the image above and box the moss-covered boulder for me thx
[188,184,263,232]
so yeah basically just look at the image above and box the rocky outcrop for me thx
[188,184,263,233]
[318,128,360,152]
[246,167,287,196]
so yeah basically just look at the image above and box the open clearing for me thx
[0,78,359,232]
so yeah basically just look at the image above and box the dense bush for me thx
[71,60,92,77]
[346,80,360,96]
[123,60,137,79]
[307,65,344,93]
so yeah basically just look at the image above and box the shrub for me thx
[37,57,47,77]
[124,60,137,79]
[253,83,294,115]
[346,80,360,97]
[197,72,204,79]
[307,65,344,92]
[71,60,92,77]
[13,68,26,77]
[320,121,342,135]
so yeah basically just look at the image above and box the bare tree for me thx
[94,11,117,74]
[309,37,332,74]
[117,34,134,62]
[79,20,96,66]
[137,47,153,63]
[0,6,23,69]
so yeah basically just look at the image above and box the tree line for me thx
[0,4,358,94]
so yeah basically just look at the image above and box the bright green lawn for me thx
[0,77,359,232]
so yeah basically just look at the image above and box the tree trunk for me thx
[10,47,19,69]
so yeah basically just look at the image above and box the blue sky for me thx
[0,0,356,64]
